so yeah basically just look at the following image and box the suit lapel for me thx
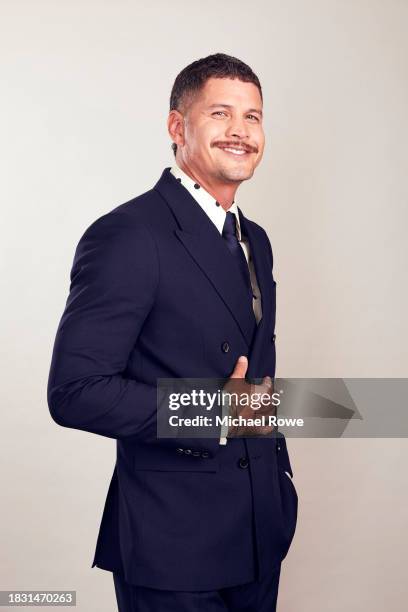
[238,210,274,378]
[154,168,272,358]
[238,208,273,327]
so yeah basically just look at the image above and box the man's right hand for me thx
[223,356,278,439]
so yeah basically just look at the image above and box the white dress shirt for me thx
[170,164,262,445]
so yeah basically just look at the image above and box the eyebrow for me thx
[207,103,263,118]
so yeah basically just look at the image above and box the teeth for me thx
[222,147,247,155]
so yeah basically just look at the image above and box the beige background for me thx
[1,1,408,610]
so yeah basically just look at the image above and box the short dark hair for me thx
[169,53,263,157]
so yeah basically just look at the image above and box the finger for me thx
[230,355,248,379]
[262,375,273,390]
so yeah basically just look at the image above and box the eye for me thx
[247,114,260,122]
[212,111,227,117]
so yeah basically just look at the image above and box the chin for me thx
[219,165,255,182]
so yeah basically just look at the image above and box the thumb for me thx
[230,355,248,379]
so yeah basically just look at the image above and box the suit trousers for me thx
[112,568,281,612]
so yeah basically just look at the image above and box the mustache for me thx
[212,141,258,153]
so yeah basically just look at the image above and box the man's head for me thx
[168,53,265,186]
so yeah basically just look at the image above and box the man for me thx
[47,53,298,612]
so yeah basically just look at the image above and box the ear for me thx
[167,110,185,150]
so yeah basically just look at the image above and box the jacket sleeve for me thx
[47,210,221,457]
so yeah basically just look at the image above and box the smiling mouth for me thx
[216,145,253,156]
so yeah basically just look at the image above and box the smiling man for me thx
[168,75,264,190]
[47,53,298,612]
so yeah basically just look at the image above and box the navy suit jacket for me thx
[47,167,297,590]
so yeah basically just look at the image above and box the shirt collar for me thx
[170,164,242,239]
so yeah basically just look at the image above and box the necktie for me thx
[222,211,253,303]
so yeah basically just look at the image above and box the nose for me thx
[224,115,249,140]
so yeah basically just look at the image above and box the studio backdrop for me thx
[1,1,407,611]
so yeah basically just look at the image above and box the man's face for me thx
[176,77,265,184]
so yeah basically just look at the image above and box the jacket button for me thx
[221,341,230,353]
[192,451,200,457]
[184,449,192,455]
[277,445,281,451]
[176,448,184,454]
[201,451,210,458]
[238,457,249,469]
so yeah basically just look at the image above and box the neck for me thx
[176,160,239,211]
